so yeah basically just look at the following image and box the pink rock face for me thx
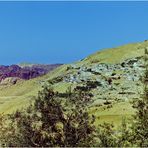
[0,64,62,82]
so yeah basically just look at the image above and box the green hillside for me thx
[0,41,147,125]
[78,41,147,65]
[0,65,68,114]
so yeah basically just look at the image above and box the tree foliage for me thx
[131,47,148,147]
[0,85,95,147]
[0,48,148,147]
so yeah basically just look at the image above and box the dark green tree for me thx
[0,84,95,147]
[131,47,148,146]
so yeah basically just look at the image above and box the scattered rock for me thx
[61,56,144,101]
[0,77,23,85]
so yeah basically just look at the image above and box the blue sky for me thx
[0,1,148,65]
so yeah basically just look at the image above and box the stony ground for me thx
[51,56,144,105]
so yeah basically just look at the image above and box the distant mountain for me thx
[0,64,62,82]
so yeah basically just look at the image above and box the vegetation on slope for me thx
[80,41,148,65]
[0,41,148,124]
[0,65,67,114]
[0,86,96,147]
[0,46,148,146]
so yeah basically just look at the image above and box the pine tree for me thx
[0,84,95,147]
[132,47,148,146]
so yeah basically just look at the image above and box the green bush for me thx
[0,85,95,147]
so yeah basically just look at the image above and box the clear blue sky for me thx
[0,1,148,65]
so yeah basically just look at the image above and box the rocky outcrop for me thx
[0,77,23,85]
[56,56,144,101]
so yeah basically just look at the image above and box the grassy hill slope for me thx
[78,41,147,65]
[0,41,147,125]
[0,65,67,114]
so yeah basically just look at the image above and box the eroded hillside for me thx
[0,64,62,84]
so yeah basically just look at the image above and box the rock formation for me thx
[0,64,62,84]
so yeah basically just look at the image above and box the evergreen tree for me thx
[0,84,95,147]
[132,47,148,146]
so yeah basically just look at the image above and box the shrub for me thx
[0,85,95,147]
